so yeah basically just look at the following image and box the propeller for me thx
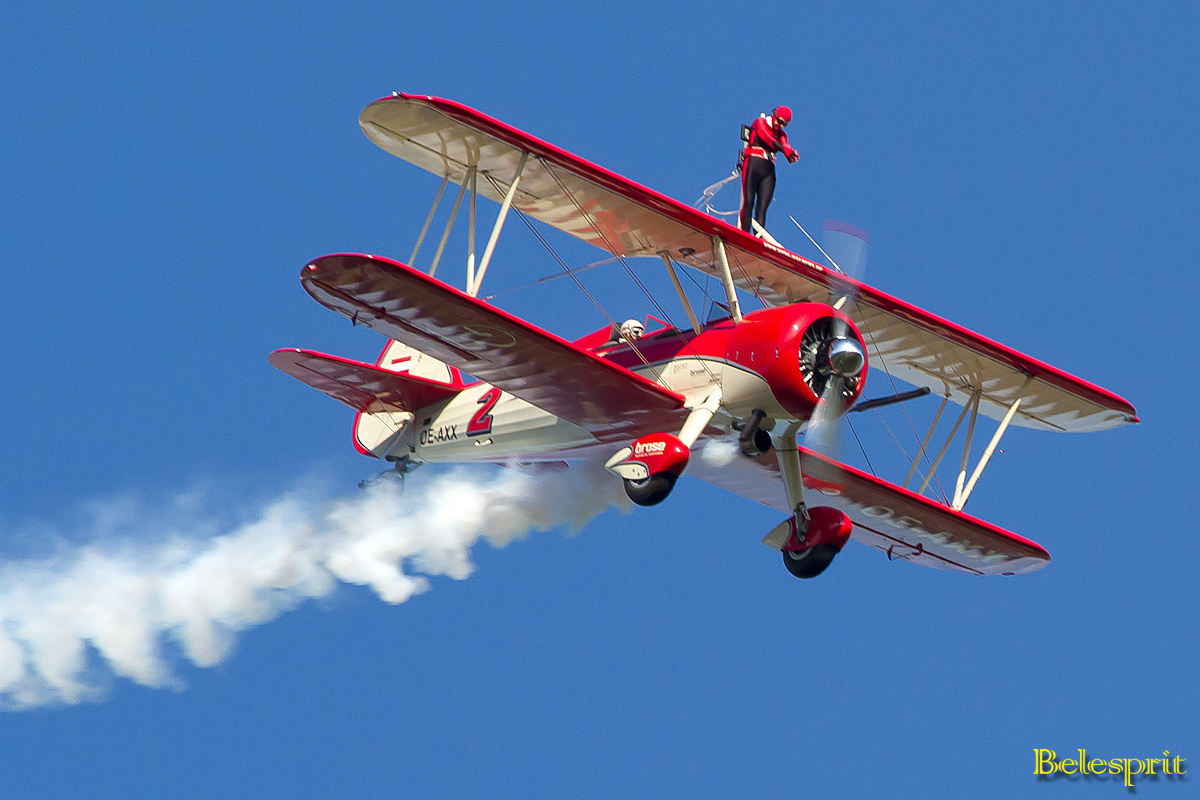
[803,221,870,460]
[823,219,869,313]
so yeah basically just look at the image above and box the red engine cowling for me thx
[724,303,868,420]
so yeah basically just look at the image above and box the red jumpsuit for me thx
[739,114,798,234]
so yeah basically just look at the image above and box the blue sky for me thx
[1,1,1196,797]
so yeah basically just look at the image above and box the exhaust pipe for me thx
[737,409,772,457]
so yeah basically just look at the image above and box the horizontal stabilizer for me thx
[299,253,688,440]
[269,348,460,413]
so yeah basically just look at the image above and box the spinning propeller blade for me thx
[804,221,870,460]
[823,219,869,315]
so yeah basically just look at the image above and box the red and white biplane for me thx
[271,93,1138,580]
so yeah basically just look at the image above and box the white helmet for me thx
[619,319,644,341]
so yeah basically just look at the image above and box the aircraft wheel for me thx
[782,544,840,579]
[623,472,677,507]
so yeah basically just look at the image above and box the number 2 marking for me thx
[467,387,501,437]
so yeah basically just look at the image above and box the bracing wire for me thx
[479,173,652,368]
[846,417,875,476]
[677,261,716,315]
[871,409,913,470]
[539,160,724,381]
[540,163,676,323]
[854,313,949,504]
[481,255,620,300]
[517,211,651,367]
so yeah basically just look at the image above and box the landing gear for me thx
[623,472,677,506]
[765,424,853,579]
[782,544,841,579]
[357,456,421,491]
[606,389,723,509]
[768,506,853,579]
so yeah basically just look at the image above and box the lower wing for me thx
[688,443,1050,575]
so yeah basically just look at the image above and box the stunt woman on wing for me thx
[739,105,799,235]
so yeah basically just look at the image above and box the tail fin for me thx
[357,341,469,457]
[372,340,470,387]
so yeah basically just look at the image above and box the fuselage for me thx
[374,303,867,467]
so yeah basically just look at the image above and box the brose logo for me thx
[634,440,667,458]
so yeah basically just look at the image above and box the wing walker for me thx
[271,93,1138,580]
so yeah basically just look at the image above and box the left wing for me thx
[361,93,1137,434]
[299,253,689,441]
[688,443,1050,575]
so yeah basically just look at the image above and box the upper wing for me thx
[361,93,1137,433]
[268,348,461,413]
[299,253,688,440]
[687,442,1050,575]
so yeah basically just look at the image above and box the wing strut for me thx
[712,236,743,323]
[429,170,470,278]
[466,165,478,291]
[952,377,1033,510]
[659,251,702,335]
[409,174,449,268]
[952,389,983,506]
[470,151,529,297]
[917,389,979,498]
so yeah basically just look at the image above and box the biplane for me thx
[270,92,1138,580]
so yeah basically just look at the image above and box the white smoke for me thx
[697,438,738,469]
[0,463,627,709]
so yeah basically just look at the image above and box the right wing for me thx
[299,253,689,441]
[688,442,1050,575]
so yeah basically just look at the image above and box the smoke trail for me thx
[0,463,627,709]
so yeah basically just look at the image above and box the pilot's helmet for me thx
[620,319,644,341]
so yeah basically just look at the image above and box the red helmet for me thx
[773,105,793,125]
